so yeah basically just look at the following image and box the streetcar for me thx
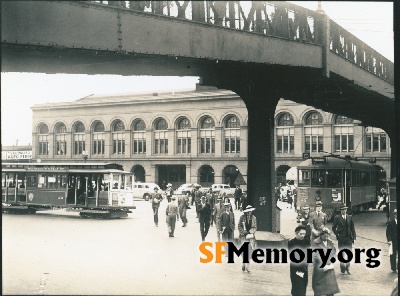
[296,156,378,220]
[2,162,136,218]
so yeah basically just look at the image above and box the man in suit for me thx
[213,197,225,241]
[288,225,310,296]
[198,195,212,242]
[151,188,163,227]
[219,202,235,243]
[308,201,328,242]
[386,208,398,273]
[332,204,356,275]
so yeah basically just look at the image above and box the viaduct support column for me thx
[240,92,279,232]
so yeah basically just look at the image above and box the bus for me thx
[2,162,136,218]
[296,157,378,221]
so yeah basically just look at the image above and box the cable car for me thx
[2,162,136,218]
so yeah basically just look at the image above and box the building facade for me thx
[30,86,391,189]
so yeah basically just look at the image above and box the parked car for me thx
[175,183,202,195]
[211,184,236,197]
[132,183,160,200]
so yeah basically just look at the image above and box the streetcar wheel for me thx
[28,208,37,214]
[144,194,150,201]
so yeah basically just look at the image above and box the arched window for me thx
[365,126,387,153]
[304,111,323,153]
[54,123,67,155]
[199,116,215,154]
[38,123,49,155]
[276,113,294,153]
[176,117,191,154]
[132,119,146,154]
[334,115,354,152]
[92,121,105,155]
[224,115,240,153]
[154,118,168,154]
[73,121,86,155]
[112,120,125,154]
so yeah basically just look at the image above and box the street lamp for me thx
[82,150,88,163]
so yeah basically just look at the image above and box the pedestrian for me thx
[222,193,233,212]
[206,188,216,226]
[178,193,189,227]
[288,225,310,296]
[219,202,235,245]
[298,205,312,244]
[238,205,257,273]
[332,204,356,275]
[213,196,225,241]
[151,188,163,227]
[240,191,248,211]
[287,190,293,209]
[293,188,298,210]
[308,201,328,242]
[194,188,202,218]
[311,228,340,296]
[234,185,242,210]
[198,195,212,242]
[386,208,398,273]
[165,183,173,203]
[190,188,195,206]
[165,196,178,237]
[377,188,387,210]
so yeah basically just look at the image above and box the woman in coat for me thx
[238,205,257,273]
[312,228,340,296]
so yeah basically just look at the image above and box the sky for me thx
[1,1,394,147]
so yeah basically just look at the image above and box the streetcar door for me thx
[67,174,76,204]
[344,170,351,208]
[15,173,27,203]
[3,173,17,203]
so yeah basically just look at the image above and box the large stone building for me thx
[30,85,391,189]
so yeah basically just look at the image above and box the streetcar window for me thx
[38,174,45,188]
[48,175,57,189]
[27,175,37,188]
[360,172,368,186]
[298,169,310,187]
[351,170,358,186]
[311,170,326,187]
[2,173,6,187]
[326,170,342,188]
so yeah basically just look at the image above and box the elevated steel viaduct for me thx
[1,1,395,231]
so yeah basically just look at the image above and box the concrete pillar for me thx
[245,97,279,232]
[48,133,54,158]
[104,130,111,158]
[353,123,364,156]
[240,125,248,158]
[146,129,152,157]
[293,124,303,157]
[167,128,174,156]
[215,126,222,157]
[125,129,131,156]
[190,128,198,156]
[323,122,333,153]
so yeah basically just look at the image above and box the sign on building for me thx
[4,151,32,160]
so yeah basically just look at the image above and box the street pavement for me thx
[2,197,398,295]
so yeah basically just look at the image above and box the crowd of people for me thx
[150,184,398,295]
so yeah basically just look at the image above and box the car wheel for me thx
[144,193,150,201]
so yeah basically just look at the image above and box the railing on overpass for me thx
[86,1,393,84]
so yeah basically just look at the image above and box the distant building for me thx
[1,145,33,163]
[29,85,391,188]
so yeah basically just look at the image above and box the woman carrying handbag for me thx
[238,205,257,273]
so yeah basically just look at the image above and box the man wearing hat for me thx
[386,208,398,273]
[165,196,178,237]
[332,204,356,275]
[238,205,257,273]
[198,195,212,242]
[219,201,235,244]
[213,196,225,241]
[308,201,328,242]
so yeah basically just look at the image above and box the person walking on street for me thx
[151,188,163,227]
[213,196,225,241]
[287,189,293,209]
[308,201,328,241]
[298,205,312,244]
[386,208,398,273]
[219,202,235,244]
[240,191,248,211]
[288,225,310,296]
[165,196,178,237]
[194,188,202,218]
[198,195,212,242]
[165,183,173,203]
[234,185,242,210]
[312,228,340,296]
[206,188,216,226]
[238,205,257,273]
[332,204,356,275]
[178,193,189,227]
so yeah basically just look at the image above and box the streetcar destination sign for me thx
[312,157,327,164]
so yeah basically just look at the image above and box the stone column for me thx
[214,126,222,157]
